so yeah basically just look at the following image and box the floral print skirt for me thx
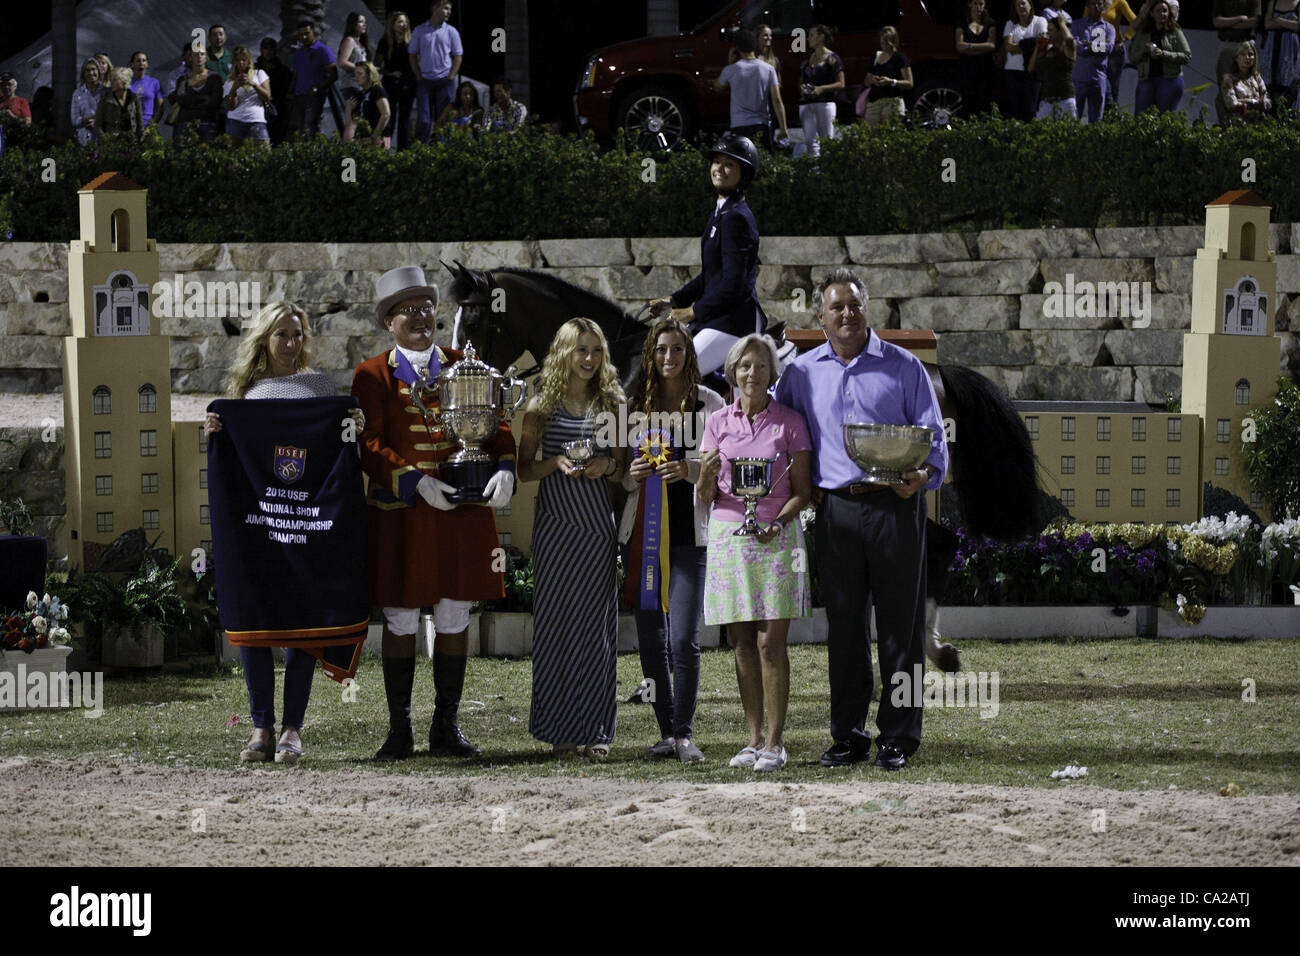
[703,517,810,625]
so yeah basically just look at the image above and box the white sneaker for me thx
[728,745,762,768]
[753,746,788,772]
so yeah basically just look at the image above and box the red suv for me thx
[575,0,963,148]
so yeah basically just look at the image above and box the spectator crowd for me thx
[4,1,526,150]
[706,0,1295,156]
[945,0,1285,124]
[0,1,1294,156]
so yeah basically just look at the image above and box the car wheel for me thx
[912,86,963,129]
[616,85,692,151]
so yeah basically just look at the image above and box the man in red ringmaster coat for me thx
[353,265,516,760]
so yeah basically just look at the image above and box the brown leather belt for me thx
[824,481,892,496]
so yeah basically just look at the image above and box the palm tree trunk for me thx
[51,0,77,139]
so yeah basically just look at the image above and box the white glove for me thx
[482,470,514,509]
[417,475,458,511]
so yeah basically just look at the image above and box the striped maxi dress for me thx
[529,408,619,746]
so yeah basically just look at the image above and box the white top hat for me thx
[375,265,440,327]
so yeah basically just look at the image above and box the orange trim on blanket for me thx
[309,639,364,684]
[226,624,368,683]
[226,619,371,642]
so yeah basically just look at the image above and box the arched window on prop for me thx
[138,384,157,413]
[92,270,150,336]
[92,385,111,415]
[110,208,129,252]
[1240,221,1256,261]
[1222,277,1267,336]
[1235,378,1250,406]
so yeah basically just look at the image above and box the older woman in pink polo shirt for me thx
[698,333,812,772]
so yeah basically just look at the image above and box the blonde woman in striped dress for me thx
[517,318,628,759]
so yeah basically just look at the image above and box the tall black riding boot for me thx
[375,655,416,761]
[428,652,481,757]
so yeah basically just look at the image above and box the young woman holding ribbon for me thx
[517,318,627,760]
[618,319,726,763]
[698,334,812,772]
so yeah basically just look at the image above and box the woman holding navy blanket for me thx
[205,301,364,765]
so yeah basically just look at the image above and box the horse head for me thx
[443,259,499,358]
[444,259,494,306]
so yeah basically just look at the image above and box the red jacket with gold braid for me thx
[352,347,515,608]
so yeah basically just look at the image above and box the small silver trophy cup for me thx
[426,342,527,503]
[564,438,595,471]
[730,457,774,536]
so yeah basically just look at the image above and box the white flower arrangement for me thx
[1260,518,1300,564]
[1181,511,1257,544]
[5,592,73,653]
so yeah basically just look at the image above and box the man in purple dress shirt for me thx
[409,0,463,143]
[289,20,338,137]
[773,268,947,771]
[1072,0,1115,124]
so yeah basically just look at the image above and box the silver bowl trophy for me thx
[412,342,527,503]
[841,423,935,484]
[564,438,595,471]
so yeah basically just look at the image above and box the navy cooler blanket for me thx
[207,397,368,682]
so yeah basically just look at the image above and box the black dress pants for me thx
[814,488,927,754]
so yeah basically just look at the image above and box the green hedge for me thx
[3,111,1300,242]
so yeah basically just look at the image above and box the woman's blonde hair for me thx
[1233,40,1261,79]
[536,317,624,422]
[224,301,314,397]
[231,46,253,72]
[109,66,133,88]
[385,10,412,45]
[357,61,382,86]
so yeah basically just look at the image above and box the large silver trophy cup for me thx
[842,424,934,485]
[416,342,526,503]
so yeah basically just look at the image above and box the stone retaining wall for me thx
[0,425,64,547]
[1,227,1296,400]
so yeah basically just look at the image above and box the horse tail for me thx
[939,364,1038,541]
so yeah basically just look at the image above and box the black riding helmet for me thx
[709,132,759,188]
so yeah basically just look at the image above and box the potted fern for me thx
[65,557,186,668]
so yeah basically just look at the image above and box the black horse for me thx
[445,262,652,379]
[446,262,1038,671]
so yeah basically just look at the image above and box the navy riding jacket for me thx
[670,193,767,338]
